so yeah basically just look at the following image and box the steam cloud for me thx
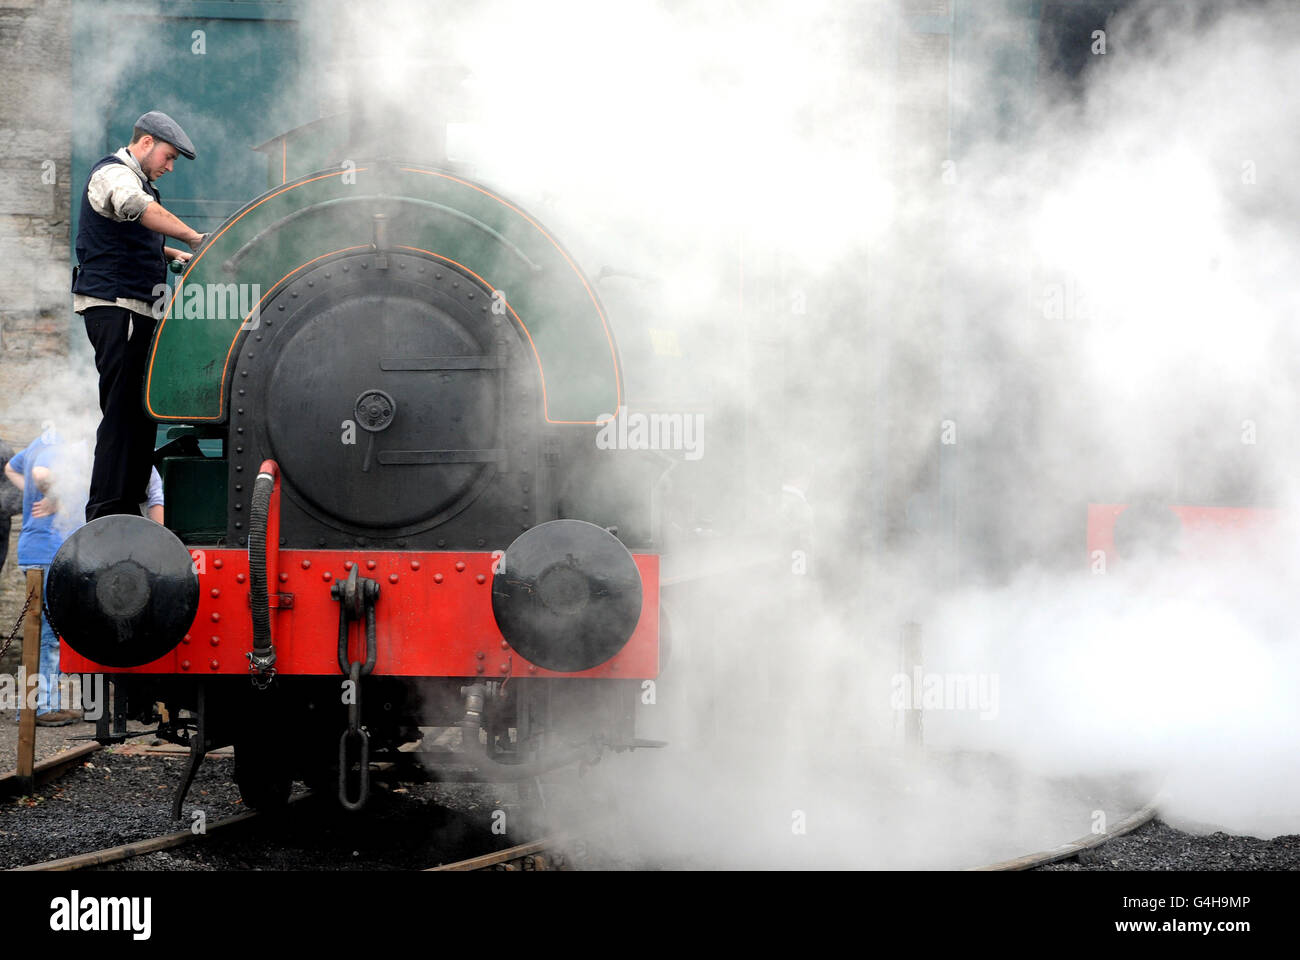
[315,0,1299,865]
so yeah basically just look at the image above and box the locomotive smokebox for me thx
[45,516,200,668]
[491,519,643,673]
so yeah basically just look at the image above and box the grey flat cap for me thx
[133,111,196,160]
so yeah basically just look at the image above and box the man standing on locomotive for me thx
[72,111,206,522]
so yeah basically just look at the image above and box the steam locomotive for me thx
[46,127,668,814]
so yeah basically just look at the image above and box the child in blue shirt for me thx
[3,432,88,725]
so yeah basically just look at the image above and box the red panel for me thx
[61,549,660,680]
[1085,504,1277,568]
[1085,503,1123,565]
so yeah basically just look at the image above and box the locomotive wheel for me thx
[233,739,292,811]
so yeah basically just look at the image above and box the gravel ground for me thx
[0,706,100,766]
[0,748,247,869]
[1035,819,1300,871]
[1,743,540,871]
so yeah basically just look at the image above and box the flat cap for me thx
[133,111,196,160]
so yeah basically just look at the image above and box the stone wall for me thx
[0,0,72,673]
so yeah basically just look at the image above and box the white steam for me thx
[307,0,1300,863]
[367,0,1299,863]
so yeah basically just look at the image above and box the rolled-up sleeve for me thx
[87,164,153,221]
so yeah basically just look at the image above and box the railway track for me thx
[3,740,561,872]
[3,743,1157,872]
[433,805,1160,870]
[8,808,1157,872]
[973,802,1160,871]
[10,816,564,873]
[0,742,102,798]
[8,804,268,872]
[428,837,566,871]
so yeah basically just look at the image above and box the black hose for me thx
[248,470,275,669]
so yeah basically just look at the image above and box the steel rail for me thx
[971,802,1160,871]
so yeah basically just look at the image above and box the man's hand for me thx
[164,247,193,263]
[187,231,208,251]
[30,496,56,518]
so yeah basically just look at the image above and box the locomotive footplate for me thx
[59,548,660,678]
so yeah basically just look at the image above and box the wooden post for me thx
[15,569,42,793]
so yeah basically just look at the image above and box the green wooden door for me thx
[70,1,310,243]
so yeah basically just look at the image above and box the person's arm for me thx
[163,246,194,263]
[28,466,56,517]
[140,203,205,249]
[0,446,20,517]
[4,457,24,492]
[144,468,165,524]
[88,164,205,249]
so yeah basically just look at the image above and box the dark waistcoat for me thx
[72,154,165,303]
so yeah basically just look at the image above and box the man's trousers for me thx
[82,305,157,522]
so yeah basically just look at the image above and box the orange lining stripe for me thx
[395,245,563,423]
[146,168,368,420]
[399,166,622,418]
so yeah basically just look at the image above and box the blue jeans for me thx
[19,565,60,715]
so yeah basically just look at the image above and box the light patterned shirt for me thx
[143,466,165,512]
[73,147,158,318]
